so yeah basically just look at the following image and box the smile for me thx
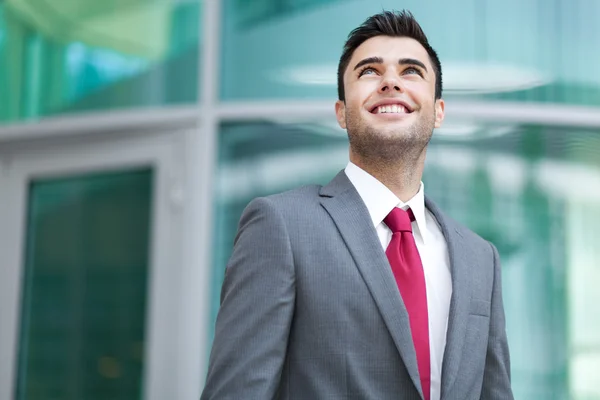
[372,104,412,114]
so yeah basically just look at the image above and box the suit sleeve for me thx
[201,197,295,400]
[481,242,514,399]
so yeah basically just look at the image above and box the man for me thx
[201,10,513,400]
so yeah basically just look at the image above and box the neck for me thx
[350,149,426,203]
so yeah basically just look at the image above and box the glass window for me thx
[214,120,600,399]
[221,0,600,106]
[0,0,201,124]
[16,168,154,400]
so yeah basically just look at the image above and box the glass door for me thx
[0,131,187,400]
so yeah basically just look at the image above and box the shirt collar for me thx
[344,162,428,244]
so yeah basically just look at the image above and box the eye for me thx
[358,66,378,77]
[403,67,423,76]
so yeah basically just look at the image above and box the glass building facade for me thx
[1,1,599,399]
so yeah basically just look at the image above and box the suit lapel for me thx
[320,171,424,399]
[424,197,472,399]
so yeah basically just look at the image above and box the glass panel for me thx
[17,168,154,400]
[568,201,600,400]
[221,0,600,106]
[214,120,600,399]
[0,0,200,124]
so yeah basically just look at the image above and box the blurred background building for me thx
[0,0,599,399]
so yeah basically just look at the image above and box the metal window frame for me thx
[0,129,189,400]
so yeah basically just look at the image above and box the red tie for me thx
[384,207,430,400]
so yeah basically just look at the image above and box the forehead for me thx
[346,35,433,75]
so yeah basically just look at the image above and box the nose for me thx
[378,74,404,94]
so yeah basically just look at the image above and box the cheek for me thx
[350,79,377,99]
[343,93,362,114]
[347,99,368,119]
[403,79,430,95]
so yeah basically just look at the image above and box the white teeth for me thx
[376,104,408,114]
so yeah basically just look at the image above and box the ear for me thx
[434,98,445,128]
[335,100,347,129]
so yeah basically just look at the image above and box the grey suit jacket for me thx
[201,171,513,399]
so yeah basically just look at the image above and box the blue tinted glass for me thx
[0,0,201,123]
[221,0,600,106]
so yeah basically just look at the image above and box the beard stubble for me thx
[345,107,436,166]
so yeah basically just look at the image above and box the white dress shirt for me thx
[344,162,452,400]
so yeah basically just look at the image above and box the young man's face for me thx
[335,36,445,157]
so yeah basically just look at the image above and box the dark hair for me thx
[337,10,442,101]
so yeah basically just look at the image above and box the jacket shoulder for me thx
[257,184,323,209]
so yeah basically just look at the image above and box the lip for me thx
[368,98,414,114]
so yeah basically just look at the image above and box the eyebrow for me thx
[399,58,428,72]
[353,56,384,71]
[353,57,428,72]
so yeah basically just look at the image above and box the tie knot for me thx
[384,207,414,233]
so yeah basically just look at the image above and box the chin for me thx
[376,124,416,138]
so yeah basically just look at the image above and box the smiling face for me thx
[335,35,445,164]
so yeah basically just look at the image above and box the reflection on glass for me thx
[221,0,600,106]
[0,0,200,123]
[17,168,153,400]
[214,120,600,399]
